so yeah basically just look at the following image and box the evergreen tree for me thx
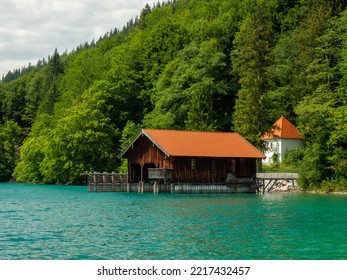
[138,4,152,29]
[232,4,274,146]
[38,48,64,115]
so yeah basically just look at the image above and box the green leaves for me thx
[3,0,347,189]
[232,3,274,146]
[145,39,231,131]
[14,81,120,184]
[0,120,22,181]
[292,7,347,190]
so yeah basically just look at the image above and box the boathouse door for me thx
[130,163,141,183]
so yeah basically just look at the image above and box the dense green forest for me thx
[1,0,347,191]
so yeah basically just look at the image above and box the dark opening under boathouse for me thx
[118,129,265,194]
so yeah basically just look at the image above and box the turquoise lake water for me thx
[0,183,347,260]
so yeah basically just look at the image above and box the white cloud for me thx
[0,0,149,77]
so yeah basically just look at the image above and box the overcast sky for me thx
[0,0,149,77]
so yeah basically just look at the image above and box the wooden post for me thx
[138,181,144,193]
[111,172,115,191]
[153,180,159,194]
[93,172,97,192]
[118,172,122,191]
[103,172,106,191]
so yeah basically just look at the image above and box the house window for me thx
[191,159,196,170]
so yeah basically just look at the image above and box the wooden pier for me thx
[87,171,297,194]
[87,172,257,193]
[255,172,299,193]
[87,172,128,192]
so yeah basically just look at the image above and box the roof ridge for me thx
[144,128,234,134]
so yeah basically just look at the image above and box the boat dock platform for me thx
[86,172,299,194]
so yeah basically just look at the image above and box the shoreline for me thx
[268,188,347,195]
[3,181,347,195]
[263,179,347,195]
[305,190,347,195]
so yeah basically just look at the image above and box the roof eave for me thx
[142,129,171,157]
[167,154,266,159]
[117,130,143,159]
[118,129,171,159]
[234,132,266,159]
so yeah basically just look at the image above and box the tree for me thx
[118,121,141,173]
[0,121,22,181]
[54,47,109,116]
[231,4,274,146]
[38,49,64,115]
[145,39,231,131]
[295,8,347,190]
[185,77,217,131]
[39,81,119,184]
[265,2,332,123]
[138,4,152,29]
[295,92,335,189]
[13,114,52,183]
[185,39,230,131]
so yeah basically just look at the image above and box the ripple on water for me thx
[1,184,347,259]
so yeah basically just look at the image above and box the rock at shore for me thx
[266,179,300,193]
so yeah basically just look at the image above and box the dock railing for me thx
[256,172,299,179]
[87,172,128,192]
[148,168,173,182]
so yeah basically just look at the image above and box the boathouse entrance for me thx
[130,164,141,182]
[143,163,156,182]
[130,163,156,183]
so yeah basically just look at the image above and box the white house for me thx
[262,116,303,165]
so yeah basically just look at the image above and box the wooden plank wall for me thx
[172,157,256,183]
[127,136,171,168]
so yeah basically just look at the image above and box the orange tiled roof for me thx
[129,129,265,158]
[262,116,302,140]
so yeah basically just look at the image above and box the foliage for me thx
[262,148,303,173]
[0,121,22,181]
[117,121,142,173]
[144,39,231,131]
[2,0,347,190]
[232,3,274,147]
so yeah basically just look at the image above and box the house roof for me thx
[262,116,302,140]
[120,129,265,159]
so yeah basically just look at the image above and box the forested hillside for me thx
[1,0,347,190]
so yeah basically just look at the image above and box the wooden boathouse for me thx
[116,129,265,194]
